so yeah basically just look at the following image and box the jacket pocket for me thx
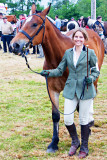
[65,79,71,85]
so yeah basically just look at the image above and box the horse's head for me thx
[10,4,51,54]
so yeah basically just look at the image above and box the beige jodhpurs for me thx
[64,96,94,125]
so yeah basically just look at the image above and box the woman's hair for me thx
[72,27,89,41]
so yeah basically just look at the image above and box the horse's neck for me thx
[42,19,72,66]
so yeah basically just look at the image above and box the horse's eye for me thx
[32,23,37,27]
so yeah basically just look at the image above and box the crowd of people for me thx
[0,8,106,55]
[54,14,106,42]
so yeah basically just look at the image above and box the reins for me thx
[23,52,77,116]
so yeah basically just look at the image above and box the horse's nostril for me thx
[13,43,20,49]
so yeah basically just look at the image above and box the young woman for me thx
[40,28,100,159]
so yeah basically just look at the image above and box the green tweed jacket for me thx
[48,46,100,100]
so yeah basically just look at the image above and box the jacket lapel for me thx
[69,49,76,70]
[69,46,87,69]
[76,50,86,67]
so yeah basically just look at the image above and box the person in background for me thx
[93,16,105,40]
[77,19,82,27]
[40,28,100,159]
[54,15,61,31]
[0,13,3,50]
[71,17,75,21]
[16,14,28,56]
[16,14,23,33]
[1,17,13,53]
[16,14,26,33]
[37,44,44,58]
[20,14,26,29]
[78,16,84,27]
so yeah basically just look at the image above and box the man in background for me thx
[0,13,3,50]
[54,15,61,31]
[1,17,13,53]
[93,16,105,40]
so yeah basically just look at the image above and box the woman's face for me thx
[73,31,85,47]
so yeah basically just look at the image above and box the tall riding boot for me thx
[66,123,80,156]
[78,124,90,159]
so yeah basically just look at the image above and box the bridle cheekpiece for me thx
[19,14,46,48]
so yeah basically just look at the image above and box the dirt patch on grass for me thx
[0,52,45,82]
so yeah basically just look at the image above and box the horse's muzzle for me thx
[10,42,24,54]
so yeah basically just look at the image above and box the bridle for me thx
[19,14,46,47]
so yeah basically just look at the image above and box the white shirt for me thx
[73,46,83,67]
[0,19,3,31]
[73,46,99,71]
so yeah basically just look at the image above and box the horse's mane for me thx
[46,16,59,30]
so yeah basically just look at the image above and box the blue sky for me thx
[40,0,78,8]
[40,0,51,8]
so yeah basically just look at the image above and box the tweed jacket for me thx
[48,46,100,100]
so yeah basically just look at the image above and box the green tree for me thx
[6,0,42,18]
[75,0,91,18]
[48,0,80,20]
[96,0,107,21]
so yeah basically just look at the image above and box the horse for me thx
[82,17,96,28]
[10,4,104,153]
[67,20,79,32]
[6,15,17,23]
[82,17,107,36]
[61,19,79,32]
[61,19,68,31]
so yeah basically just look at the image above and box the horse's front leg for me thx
[47,91,60,153]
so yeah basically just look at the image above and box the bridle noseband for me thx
[19,14,46,47]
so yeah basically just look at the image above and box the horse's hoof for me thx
[47,148,58,153]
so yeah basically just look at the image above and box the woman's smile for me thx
[73,31,85,46]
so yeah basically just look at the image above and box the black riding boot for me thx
[66,123,80,156]
[78,124,90,159]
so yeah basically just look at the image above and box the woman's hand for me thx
[40,70,50,77]
[85,76,93,85]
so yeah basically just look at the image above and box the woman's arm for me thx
[89,49,100,82]
[41,52,67,77]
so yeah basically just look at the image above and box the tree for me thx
[96,0,107,21]
[6,0,42,18]
[48,0,80,20]
[75,0,91,18]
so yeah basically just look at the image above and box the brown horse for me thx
[10,5,104,153]
[104,21,107,37]
[6,15,17,23]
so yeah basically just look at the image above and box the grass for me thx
[0,52,107,160]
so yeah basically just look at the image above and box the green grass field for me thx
[0,52,107,160]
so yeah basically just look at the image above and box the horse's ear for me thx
[31,3,36,14]
[41,3,51,16]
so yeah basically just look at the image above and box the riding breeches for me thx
[64,96,93,125]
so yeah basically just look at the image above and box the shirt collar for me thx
[73,45,86,52]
